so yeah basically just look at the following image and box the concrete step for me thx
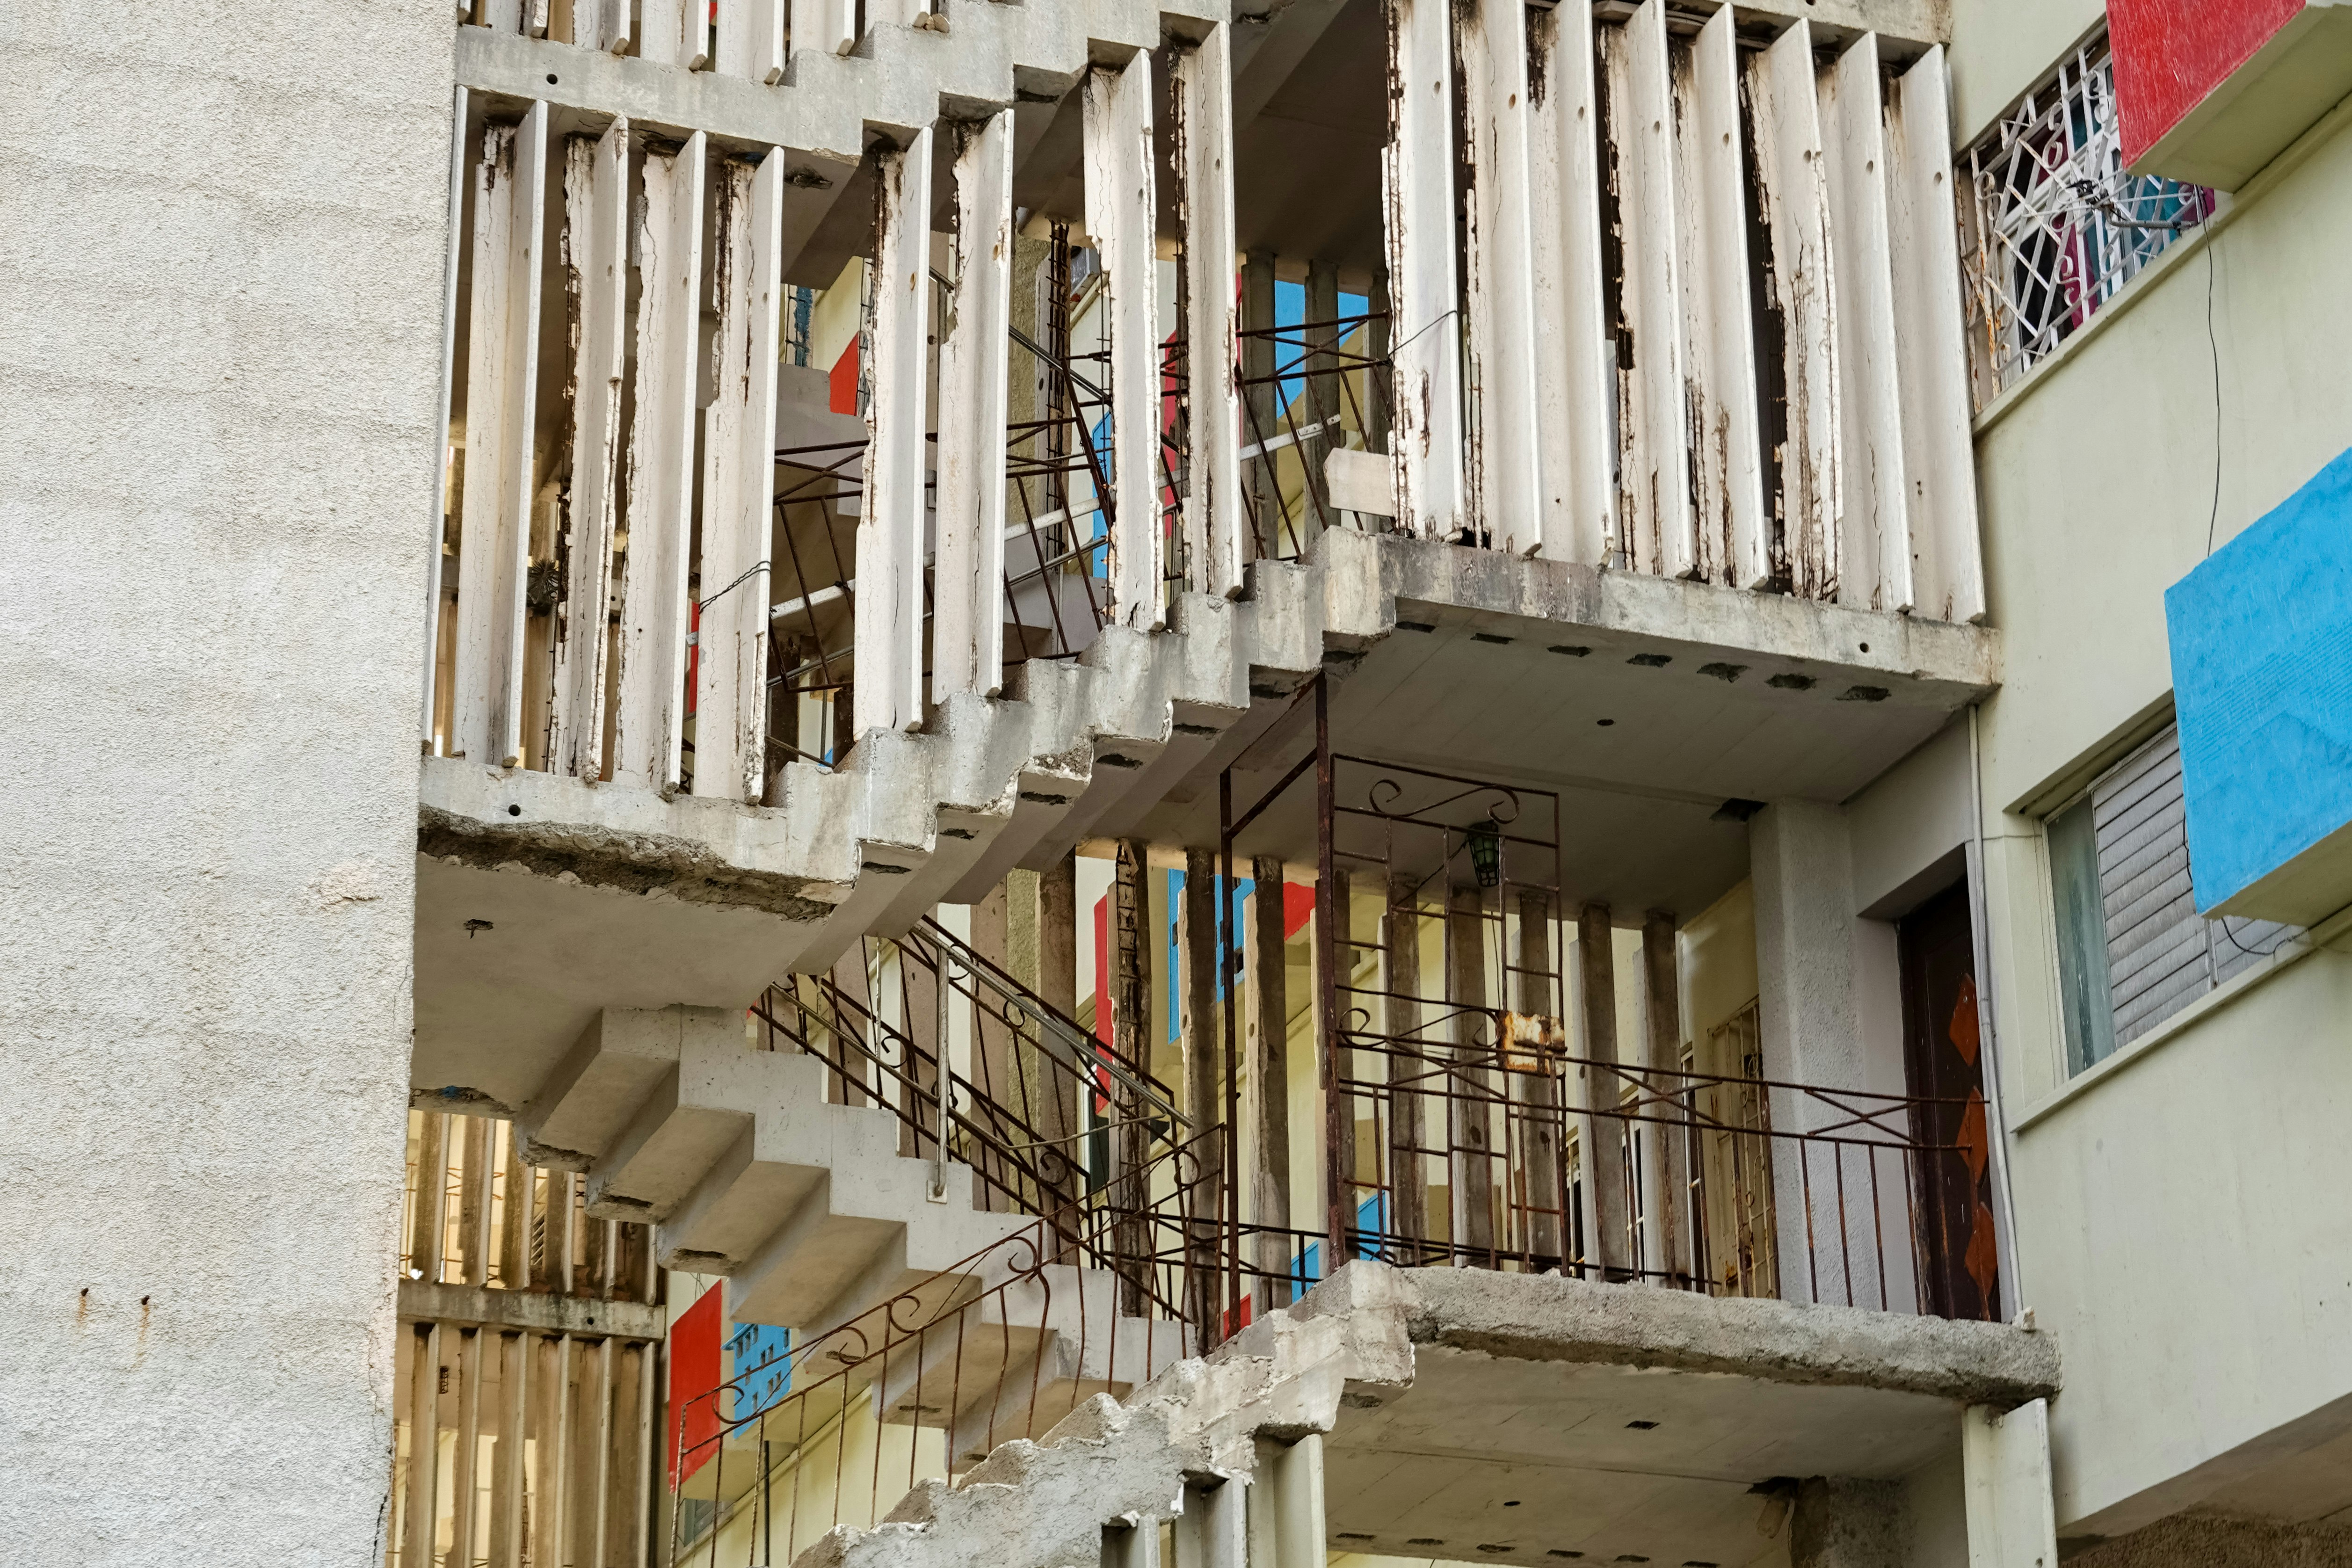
[513,1003,1032,1335]
[870,1263,1194,1468]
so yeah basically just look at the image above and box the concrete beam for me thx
[398,1279,666,1343]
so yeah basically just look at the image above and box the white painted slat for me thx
[1887,45,1987,624]
[1605,4,1695,579]
[1383,0,1467,541]
[524,0,550,39]
[717,0,784,83]
[1084,51,1165,630]
[934,110,1016,704]
[401,1324,442,1568]
[1176,23,1244,599]
[477,0,524,32]
[1459,0,1545,555]
[613,131,706,792]
[1750,21,1840,601]
[1678,9,1769,589]
[856,128,934,736]
[488,1332,530,1568]
[695,151,784,802]
[454,102,549,769]
[550,119,628,783]
[789,0,855,57]
[424,85,469,752]
[1527,0,1615,566]
[1820,34,1915,614]
[638,0,706,69]
[587,0,631,55]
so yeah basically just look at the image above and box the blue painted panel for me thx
[726,1320,793,1419]
[2164,445,2352,913]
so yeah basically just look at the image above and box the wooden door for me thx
[1898,881,2001,1321]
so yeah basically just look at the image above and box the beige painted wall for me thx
[1945,0,2105,145]
[1957,94,2352,1537]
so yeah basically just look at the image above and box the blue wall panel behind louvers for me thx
[2164,444,2352,925]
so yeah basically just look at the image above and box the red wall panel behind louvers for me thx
[2109,0,2307,167]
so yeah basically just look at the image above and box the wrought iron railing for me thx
[666,1162,1211,1567]
[1237,312,1393,562]
[1959,30,2216,405]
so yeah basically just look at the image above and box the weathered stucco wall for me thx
[1959,90,2352,1539]
[0,3,455,1560]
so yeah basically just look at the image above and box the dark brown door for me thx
[1898,880,2001,1321]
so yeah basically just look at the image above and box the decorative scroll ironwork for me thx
[1960,31,2216,405]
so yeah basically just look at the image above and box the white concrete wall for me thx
[1941,71,2352,1539]
[0,4,455,1561]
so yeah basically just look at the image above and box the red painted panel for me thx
[2110,0,2306,166]
[828,335,860,416]
[667,1283,725,1486]
[1283,882,1315,940]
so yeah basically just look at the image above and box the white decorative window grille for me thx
[1959,33,2217,406]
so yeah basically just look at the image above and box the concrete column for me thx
[1176,25,1244,600]
[1324,865,1357,1250]
[855,127,934,736]
[1641,913,1687,1282]
[1383,0,1467,539]
[1241,249,1280,555]
[1302,258,1341,533]
[695,149,784,805]
[1038,857,1081,1183]
[1517,889,1565,1264]
[1251,1433,1328,1568]
[1750,801,1868,1305]
[932,109,1016,704]
[1112,841,1154,1313]
[1084,50,1166,630]
[615,129,703,789]
[1176,1476,1249,1568]
[1577,904,1635,1277]
[972,881,1015,1212]
[1963,1401,2058,1568]
[1383,873,1427,1255]
[1448,886,1495,1260]
[1791,1477,1909,1568]
[1249,857,1293,1305]
[1183,849,1223,1329]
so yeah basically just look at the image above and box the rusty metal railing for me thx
[666,1154,1212,1567]
[1237,311,1393,563]
[754,919,1187,1272]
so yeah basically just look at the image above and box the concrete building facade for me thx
[4,1,2349,1566]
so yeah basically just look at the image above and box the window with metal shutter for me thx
[2087,725,2296,1051]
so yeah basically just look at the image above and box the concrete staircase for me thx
[513,1003,1191,1426]
[797,1263,1417,1568]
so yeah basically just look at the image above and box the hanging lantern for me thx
[1467,819,1502,888]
